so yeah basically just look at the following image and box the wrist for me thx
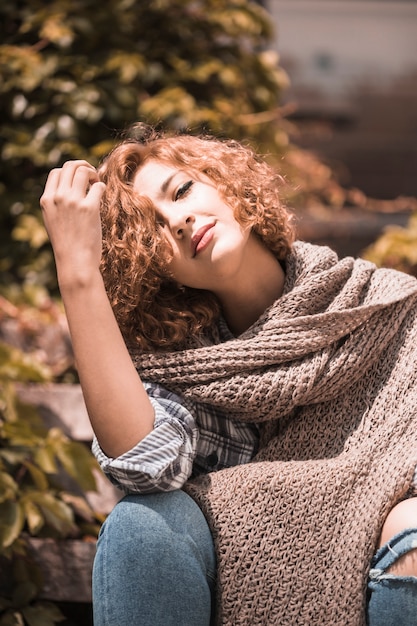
[57,264,104,295]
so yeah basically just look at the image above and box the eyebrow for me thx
[160,171,180,195]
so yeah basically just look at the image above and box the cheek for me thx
[165,249,187,282]
[156,229,174,262]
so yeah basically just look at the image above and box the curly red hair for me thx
[99,124,295,352]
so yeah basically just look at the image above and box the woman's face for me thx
[133,159,252,292]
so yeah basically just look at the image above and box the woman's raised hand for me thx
[40,160,106,288]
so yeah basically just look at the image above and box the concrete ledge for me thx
[27,537,96,603]
[17,383,94,441]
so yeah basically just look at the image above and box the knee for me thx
[379,498,417,576]
[97,490,215,570]
[95,490,216,594]
[379,498,417,546]
[100,492,183,555]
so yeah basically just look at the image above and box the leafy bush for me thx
[0,342,102,624]
[0,268,98,625]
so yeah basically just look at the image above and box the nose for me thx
[168,211,195,239]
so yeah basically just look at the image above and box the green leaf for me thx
[0,472,18,503]
[60,492,97,523]
[33,446,57,475]
[0,610,25,626]
[28,492,75,536]
[0,381,19,423]
[22,602,65,626]
[21,498,44,535]
[0,501,25,549]
[3,420,43,447]
[0,343,51,385]
[23,462,49,491]
[0,450,27,467]
[55,439,98,492]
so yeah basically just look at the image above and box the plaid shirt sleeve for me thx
[92,382,199,494]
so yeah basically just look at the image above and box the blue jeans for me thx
[92,490,216,626]
[93,491,417,625]
[367,528,417,626]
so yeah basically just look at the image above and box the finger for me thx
[54,163,99,208]
[86,181,106,205]
[59,160,97,189]
[40,168,62,210]
[41,161,97,201]
[71,164,100,197]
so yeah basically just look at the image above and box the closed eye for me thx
[175,180,193,201]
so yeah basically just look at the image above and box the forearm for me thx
[60,269,154,458]
[40,160,154,457]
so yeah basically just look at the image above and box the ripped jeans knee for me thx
[367,528,417,626]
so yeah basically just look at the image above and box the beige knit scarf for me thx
[133,241,417,625]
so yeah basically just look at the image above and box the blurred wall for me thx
[267,0,417,199]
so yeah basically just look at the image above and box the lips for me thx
[191,223,215,257]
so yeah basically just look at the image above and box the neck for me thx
[215,237,286,336]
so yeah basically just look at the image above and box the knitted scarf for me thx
[133,241,417,625]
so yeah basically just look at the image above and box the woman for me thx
[40,125,417,626]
